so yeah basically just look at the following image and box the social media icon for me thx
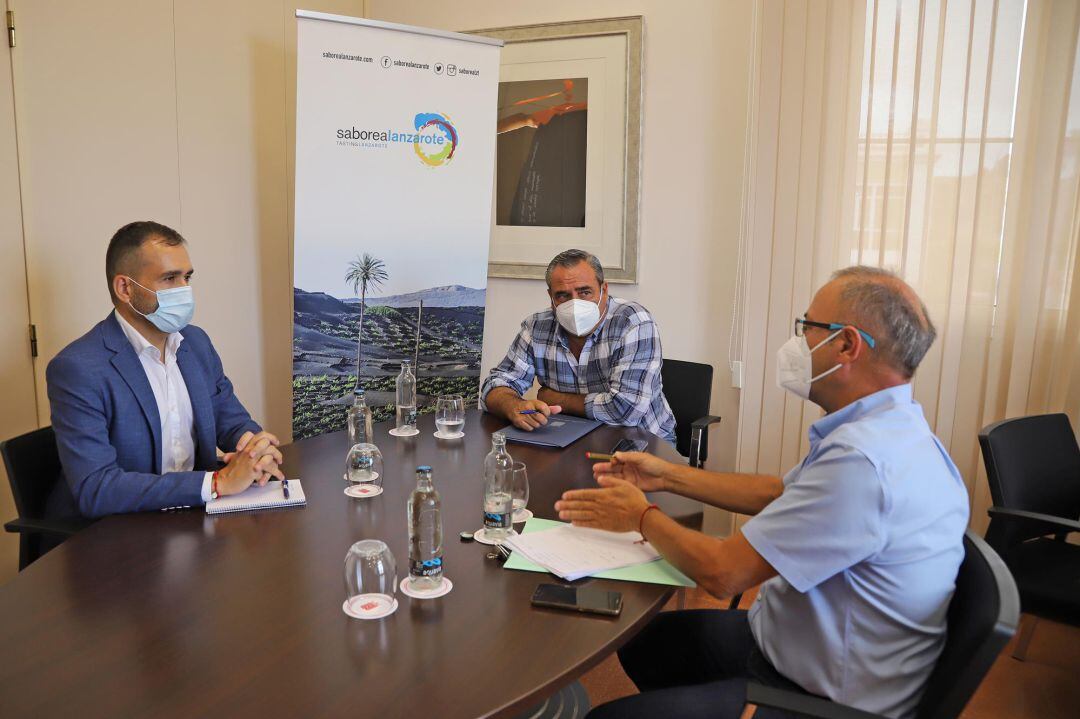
[380,55,392,69]
[447,64,457,76]
[434,62,444,75]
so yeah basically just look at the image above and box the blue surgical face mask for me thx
[125,277,195,334]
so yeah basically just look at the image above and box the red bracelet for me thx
[637,503,660,542]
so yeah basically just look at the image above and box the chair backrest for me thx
[978,413,1080,542]
[659,359,713,458]
[1,425,63,520]
[916,530,1020,719]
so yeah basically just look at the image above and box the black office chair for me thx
[977,413,1080,660]
[2,426,92,570]
[659,359,732,608]
[742,530,1019,719]
[660,359,721,469]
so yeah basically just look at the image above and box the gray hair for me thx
[830,266,936,377]
[545,249,605,287]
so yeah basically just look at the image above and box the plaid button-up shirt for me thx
[480,297,676,442]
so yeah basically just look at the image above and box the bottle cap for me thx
[417,465,432,472]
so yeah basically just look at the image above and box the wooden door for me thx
[0,1,44,582]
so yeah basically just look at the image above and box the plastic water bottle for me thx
[407,465,443,591]
[482,433,514,540]
[347,388,374,446]
[395,359,417,433]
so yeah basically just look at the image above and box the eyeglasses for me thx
[795,318,876,348]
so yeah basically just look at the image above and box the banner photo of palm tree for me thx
[344,253,388,390]
[292,252,486,441]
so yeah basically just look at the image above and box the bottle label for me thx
[410,556,443,578]
[483,511,511,530]
[407,409,417,425]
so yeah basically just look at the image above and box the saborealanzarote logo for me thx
[335,112,459,168]
[413,112,457,167]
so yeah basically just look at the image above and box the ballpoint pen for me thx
[281,478,290,500]
[519,406,562,415]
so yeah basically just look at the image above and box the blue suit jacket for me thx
[46,312,261,518]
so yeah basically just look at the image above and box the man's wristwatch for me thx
[210,471,220,501]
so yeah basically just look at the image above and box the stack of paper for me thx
[503,523,662,581]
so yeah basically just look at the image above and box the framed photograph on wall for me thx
[469,17,643,283]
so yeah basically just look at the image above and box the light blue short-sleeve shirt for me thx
[743,384,968,719]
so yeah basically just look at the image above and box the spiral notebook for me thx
[205,480,307,515]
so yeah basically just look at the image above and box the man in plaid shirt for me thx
[481,249,676,443]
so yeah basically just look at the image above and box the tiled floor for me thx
[580,587,1080,718]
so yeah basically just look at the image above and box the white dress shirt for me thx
[114,310,213,502]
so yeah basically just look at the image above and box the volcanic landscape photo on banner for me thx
[292,15,500,440]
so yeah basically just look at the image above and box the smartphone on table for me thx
[531,583,623,617]
[611,438,648,454]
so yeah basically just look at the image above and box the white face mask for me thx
[554,287,605,337]
[775,329,843,400]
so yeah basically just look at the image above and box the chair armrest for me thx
[987,507,1080,535]
[4,517,94,538]
[745,683,884,719]
[689,415,722,469]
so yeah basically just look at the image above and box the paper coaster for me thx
[342,472,380,483]
[473,527,518,545]
[399,576,453,599]
[512,508,534,523]
[343,594,398,620]
[388,427,419,437]
[344,484,383,499]
[433,430,465,440]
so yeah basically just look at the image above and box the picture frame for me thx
[468,17,643,283]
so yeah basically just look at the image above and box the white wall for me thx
[369,1,754,532]
[9,0,367,444]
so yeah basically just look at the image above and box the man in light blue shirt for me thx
[556,266,969,719]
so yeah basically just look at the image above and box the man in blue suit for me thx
[47,221,284,518]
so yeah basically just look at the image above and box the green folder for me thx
[503,518,696,588]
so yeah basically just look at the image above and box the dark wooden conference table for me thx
[0,410,702,718]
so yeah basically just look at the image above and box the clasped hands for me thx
[215,431,285,496]
[555,451,674,533]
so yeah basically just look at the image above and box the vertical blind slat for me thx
[878,0,905,267]
[900,0,930,276]
[856,0,882,259]
[931,0,980,446]
[1029,10,1080,412]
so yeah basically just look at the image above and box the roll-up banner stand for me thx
[292,11,502,440]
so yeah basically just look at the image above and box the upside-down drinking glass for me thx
[344,539,397,619]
